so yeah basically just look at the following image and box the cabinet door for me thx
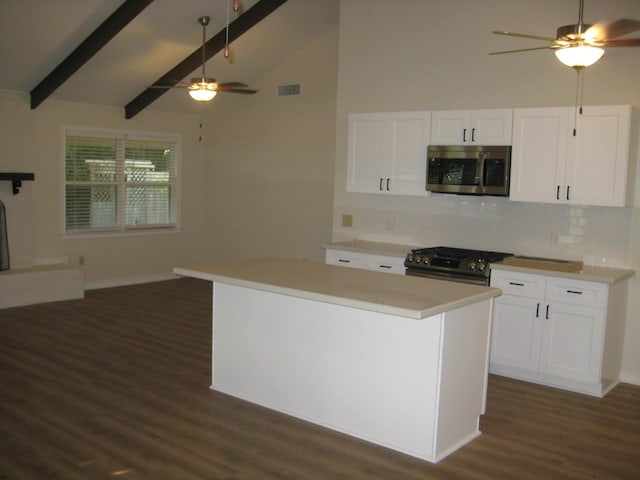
[510,107,569,203]
[431,109,512,145]
[347,114,390,193]
[365,254,406,275]
[347,112,430,195]
[430,110,469,145]
[325,249,366,269]
[564,105,632,207]
[490,269,546,299]
[545,276,608,309]
[490,295,543,371]
[539,302,605,383]
[470,109,513,145]
[388,112,431,195]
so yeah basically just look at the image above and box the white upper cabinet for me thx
[347,111,431,195]
[510,107,570,203]
[510,105,637,207]
[430,109,513,145]
[566,105,634,207]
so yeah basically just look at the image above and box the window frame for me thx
[61,126,181,238]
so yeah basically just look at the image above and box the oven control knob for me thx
[423,255,430,265]
[414,255,421,264]
[407,254,414,263]
[477,260,487,271]
[468,260,477,271]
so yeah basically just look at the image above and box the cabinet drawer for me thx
[365,254,406,275]
[490,269,545,298]
[545,277,607,308]
[325,250,366,269]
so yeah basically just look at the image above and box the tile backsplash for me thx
[333,194,632,268]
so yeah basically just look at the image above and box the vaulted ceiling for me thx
[0,0,339,117]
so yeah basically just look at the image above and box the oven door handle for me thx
[479,153,486,192]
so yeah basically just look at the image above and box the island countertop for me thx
[174,257,501,320]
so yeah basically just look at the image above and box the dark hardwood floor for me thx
[1,278,639,479]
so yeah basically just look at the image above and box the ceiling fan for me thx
[490,0,640,68]
[152,15,257,102]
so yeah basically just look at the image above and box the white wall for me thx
[0,92,35,268]
[202,28,339,263]
[0,90,206,288]
[0,20,340,288]
[333,0,640,379]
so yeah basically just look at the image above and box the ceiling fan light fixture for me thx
[554,44,604,68]
[188,86,217,102]
[188,77,218,102]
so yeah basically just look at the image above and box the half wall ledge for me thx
[0,172,35,194]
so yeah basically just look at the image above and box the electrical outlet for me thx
[342,214,353,227]
[384,218,396,230]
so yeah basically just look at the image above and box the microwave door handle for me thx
[479,153,486,191]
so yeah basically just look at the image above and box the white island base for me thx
[211,282,493,463]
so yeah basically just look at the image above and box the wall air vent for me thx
[277,83,301,97]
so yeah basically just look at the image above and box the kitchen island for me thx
[174,257,501,463]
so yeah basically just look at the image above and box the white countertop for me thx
[325,240,635,285]
[491,263,634,284]
[323,240,417,257]
[174,257,500,320]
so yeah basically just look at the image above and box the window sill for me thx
[61,226,181,240]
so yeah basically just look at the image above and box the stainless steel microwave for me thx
[426,145,511,196]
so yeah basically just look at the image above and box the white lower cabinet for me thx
[538,300,604,384]
[325,249,405,275]
[490,268,622,397]
[325,249,366,269]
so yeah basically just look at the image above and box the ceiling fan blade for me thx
[590,19,640,40]
[492,30,558,42]
[489,45,555,55]
[149,84,190,89]
[217,82,249,88]
[602,37,640,47]
[217,87,257,94]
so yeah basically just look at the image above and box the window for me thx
[64,128,180,235]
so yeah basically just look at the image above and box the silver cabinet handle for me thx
[545,305,550,319]
[386,178,390,191]
[338,259,350,263]
[536,303,540,318]
[566,290,583,295]
[379,178,384,191]
[509,282,524,286]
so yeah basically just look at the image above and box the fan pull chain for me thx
[224,1,240,60]
[224,0,230,59]
[572,67,585,136]
[200,17,208,81]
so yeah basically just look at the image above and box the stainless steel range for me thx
[404,246,513,285]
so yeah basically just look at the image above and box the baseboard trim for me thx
[620,372,640,386]
[85,273,179,290]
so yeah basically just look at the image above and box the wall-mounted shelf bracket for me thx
[0,173,35,195]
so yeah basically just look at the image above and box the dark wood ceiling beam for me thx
[30,0,155,110]
[124,0,289,119]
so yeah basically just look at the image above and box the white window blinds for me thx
[64,128,180,234]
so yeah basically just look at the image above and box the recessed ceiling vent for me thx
[277,83,301,97]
